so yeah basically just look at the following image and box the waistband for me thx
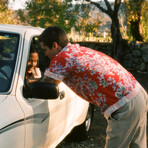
[103,82,141,119]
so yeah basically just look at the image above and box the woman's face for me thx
[28,52,38,70]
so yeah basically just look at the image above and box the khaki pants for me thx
[105,87,148,148]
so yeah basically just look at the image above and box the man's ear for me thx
[52,42,58,49]
[53,42,62,52]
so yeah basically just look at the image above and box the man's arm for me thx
[39,75,61,85]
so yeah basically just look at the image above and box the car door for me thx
[0,95,25,148]
[15,33,70,148]
[0,30,26,148]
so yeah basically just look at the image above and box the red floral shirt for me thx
[44,44,141,119]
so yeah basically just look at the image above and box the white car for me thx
[0,24,94,148]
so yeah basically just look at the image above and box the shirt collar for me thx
[51,43,72,60]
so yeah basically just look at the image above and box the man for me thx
[39,26,148,148]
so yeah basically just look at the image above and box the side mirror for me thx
[27,81,59,99]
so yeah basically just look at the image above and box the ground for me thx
[57,71,148,148]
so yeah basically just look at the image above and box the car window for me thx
[29,36,50,74]
[23,36,50,97]
[0,32,19,92]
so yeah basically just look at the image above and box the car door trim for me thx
[0,113,49,134]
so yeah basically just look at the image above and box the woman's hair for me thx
[39,26,69,49]
[30,44,38,54]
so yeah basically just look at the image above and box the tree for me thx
[124,0,145,42]
[18,0,79,33]
[85,0,127,64]
[74,3,102,40]
[0,0,24,24]
[141,1,148,42]
[18,0,102,40]
[124,0,148,42]
[0,0,8,12]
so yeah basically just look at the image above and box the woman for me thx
[26,47,41,83]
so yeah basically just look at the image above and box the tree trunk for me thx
[125,0,144,42]
[111,17,128,64]
[86,0,128,65]
[130,17,143,41]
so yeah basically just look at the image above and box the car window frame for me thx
[0,31,22,94]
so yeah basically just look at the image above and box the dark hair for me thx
[30,44,38,54]
[39,26,69,49]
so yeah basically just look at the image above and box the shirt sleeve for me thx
[44,70,65,81]
[44,54,71,81]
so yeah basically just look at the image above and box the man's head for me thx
[39,26,69,59]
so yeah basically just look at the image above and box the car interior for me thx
[0,33,19,92]
[23,36,50,97]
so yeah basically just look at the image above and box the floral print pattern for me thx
[45,44,139,117]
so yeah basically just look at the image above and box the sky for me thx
[9,0,27,10]
[9,0,115,10]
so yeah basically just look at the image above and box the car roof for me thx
[0,24,44,34]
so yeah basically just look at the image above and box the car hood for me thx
[0,95,7,103]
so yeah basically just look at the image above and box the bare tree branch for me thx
[104,0,113,15]
[87,1,113,18]
[85,0,127,63]
[114,0,121,17]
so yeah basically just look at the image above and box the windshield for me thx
[0,32,19,92]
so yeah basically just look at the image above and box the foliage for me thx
[0,0,24,25]
[74,4,102,38]
[124,0,148,42]
[85,0,125,62]
[0,0,8,12]
[141,1,148,42]
[18,0,102,40]
[18,0,77,33]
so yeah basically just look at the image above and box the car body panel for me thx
[0,95,25,148]
[0,24,89,148]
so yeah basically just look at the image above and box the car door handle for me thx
[59,91,65,100]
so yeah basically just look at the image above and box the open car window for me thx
[29,36,50,74]
[23,36,50,97]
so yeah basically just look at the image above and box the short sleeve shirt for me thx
[44,44,140,118]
